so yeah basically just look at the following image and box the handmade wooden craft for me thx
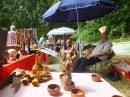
[11,52,52,87]
[61,39,79,71]
[20,40,27,56]
[60,60,75,91]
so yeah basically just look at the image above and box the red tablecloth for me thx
[0,52,46,82]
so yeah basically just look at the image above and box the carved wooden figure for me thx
[24,28,27,45]
[26,38,30,45]
[20,40,27,56]
[61,39,79,71]
[32,53,43,79]
[60,60,75,91]
[19,52,51,87]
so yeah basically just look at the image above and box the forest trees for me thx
[0,0,130,42]
[0,0,56,29]
[0,0,59,38]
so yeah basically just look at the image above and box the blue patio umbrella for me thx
[42,0,117,23]
[42,0,117,57]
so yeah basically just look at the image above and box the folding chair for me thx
[92,50,115,73]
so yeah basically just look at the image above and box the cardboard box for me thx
[111,61,130,79]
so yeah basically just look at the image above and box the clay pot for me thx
[112,95,123,97]
[59,73,65,80]
[70,88,85,97]
[47,84,60,96]
[91,74,101,82]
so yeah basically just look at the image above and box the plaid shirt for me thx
[7,31,16,45]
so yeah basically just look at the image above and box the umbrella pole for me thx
[54,35,55,45]
[76,8,81,57]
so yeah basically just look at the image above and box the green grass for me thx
[89,54,130,97]
[93,66,130,97]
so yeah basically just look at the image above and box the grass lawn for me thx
[104,54,130,97]
[58,53,130,97]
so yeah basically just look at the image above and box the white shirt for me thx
[92,40,113,61]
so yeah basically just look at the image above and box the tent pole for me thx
[54,35,55,45]
[53,34,55,45]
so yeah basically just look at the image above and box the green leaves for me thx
[0,0,130,41]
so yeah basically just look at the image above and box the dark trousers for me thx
[73,57,101,73]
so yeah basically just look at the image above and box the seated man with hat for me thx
[73,26,113,73]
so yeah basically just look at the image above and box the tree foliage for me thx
[0,0,130,42]
[71,0,130,43]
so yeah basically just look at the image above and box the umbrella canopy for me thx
[42,0,117,57]
[47,27,75,35]
[42,0,117,23]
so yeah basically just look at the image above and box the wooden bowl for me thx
[91,74,101,82]
[70,88,85,97]
[47,84,60,96]
[112,95,123,97]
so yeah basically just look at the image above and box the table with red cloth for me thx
[0,52,46,83]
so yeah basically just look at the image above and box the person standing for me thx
[38,35,44,45]
[7,25,16,45]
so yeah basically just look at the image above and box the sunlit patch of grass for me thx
[89,54,130,97]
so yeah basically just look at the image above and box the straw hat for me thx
[99,26,107,33]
